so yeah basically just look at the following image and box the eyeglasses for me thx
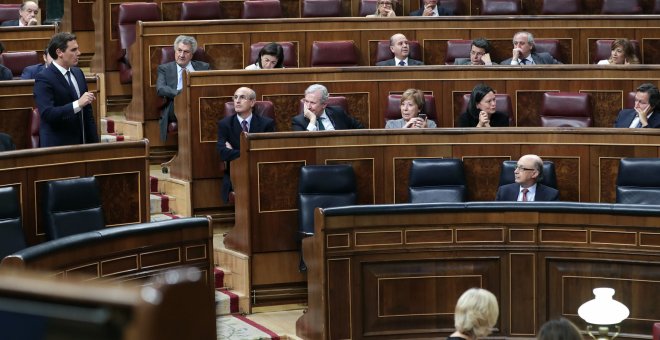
[515,165,535,172]
[378,1,393,5]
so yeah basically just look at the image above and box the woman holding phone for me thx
[385,88,436,128]
[457,83,509,128]
[597,39,640,65]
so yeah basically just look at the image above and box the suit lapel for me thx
[166,63,178,88]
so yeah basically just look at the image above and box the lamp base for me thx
[586,324,621,340]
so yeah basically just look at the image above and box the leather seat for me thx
[540,92,593,127]
[444,40,472,65]
[655,0,660,13]
[43,177,106,240]
[359,0,378,16]
[29,107,39,148]
[180,1,222,20]
[242,0,282,19]
[0,4,20,25]
[601,0,642,14]
[0,51,39,78]
[302,0,343,17]
[616,158,660,204]
[160,46,208,65]
[653,323,660,340]
[298,96,348,115]
[534,39,562,63]
[461,93,514,126]
[625,91,636,109]
[499,160,558,189]
[224,101,275,120]
[310,41,359,67]
[385,94,437,124]
[0,132,15,151]
[593,39,640,64]
[408,158,466,203]
[0,186,26,258]
[250,42,298,67]
[376,40,422,65]
[480,0,521,15]
[117,2,161,84]
[541,0,582,14]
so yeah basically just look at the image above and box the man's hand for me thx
[637,106,650,127]
[225,141,233,149]
[422,4,434,16]
[78,91,96,107]
[512,48,522,62]
[303,107,317,124]
[481,53,492,66]
[28,18,38,26]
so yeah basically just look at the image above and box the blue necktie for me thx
[398,60,406,66]
[519,59,527,65]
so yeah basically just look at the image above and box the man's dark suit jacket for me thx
[21,63,46,79]
[0,64,12,80]
[0,20,19,26]
[156,60,210,141]
[375,58,424,66]
[500,52,562,65]
[33,63,98,147]
[216,113,276,202]
[291,106,364,131]
[613,109,660,128]
[409,6,453,15]
[495,183,559,201]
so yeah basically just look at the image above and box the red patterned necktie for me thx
[522,188,529,202]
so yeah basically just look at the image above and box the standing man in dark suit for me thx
[292,84,364,131]
[614,83,660,128]
[156,35,210,141]
[409,0,453,16]
[1,1,39,26]
[21,47,52,79]
[217,87,276,202]
[495,154,559,202]
[33,32,98,147]
[375,33,424,66]
[500,31,562,65]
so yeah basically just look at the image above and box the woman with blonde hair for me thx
[366,0,397,17]
[448,288,499,340]
[597,39,640,65]
[385,88,436,128]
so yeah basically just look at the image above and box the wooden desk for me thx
[0,25,58,52]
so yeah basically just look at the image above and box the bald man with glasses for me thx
[495,154,559,202]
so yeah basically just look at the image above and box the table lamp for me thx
[577,288,629,340]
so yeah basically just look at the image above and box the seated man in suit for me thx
[495,154,559,202]
[410,0,453,16]
[21,47,52,79]
[217,87,276,202]
[614,83,660,128]
[501,31,562,65]
[376,33,424,66]
[156,35,210,141]
[456,38,494,66]
[1,1,39,26]
[292,84,364,131]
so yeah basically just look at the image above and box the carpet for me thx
[217,315,280,340]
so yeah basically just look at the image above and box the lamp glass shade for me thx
[578,288,629,325]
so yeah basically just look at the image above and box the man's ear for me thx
[390,46,395,54]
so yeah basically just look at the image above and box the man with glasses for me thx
[410,0,453,16]
[614,83,660,128]
[500,31,562,65]
[456,38,493,66]
[376,34,424,66]
[366,0,396,17]
[495,154,559,202]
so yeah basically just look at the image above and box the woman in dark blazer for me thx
[457,83,509,128]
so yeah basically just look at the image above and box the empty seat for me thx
[385,94,437,123]
[43,177,105,240]
[180,1,222,20]
[461,93,514,126]
[302,0,343,17]
[0,186,26,258]
[310,41,359,67]
[0,51,40,78]
[0,133,14,151]
[160,46,208,65]
[534,39,562,63]
[499,160,558,189]
[250,42,298,68]
[29,107,39,148]
[359,0,378,16]
[444,40,472,65]
[117,2,161,84]
[593,39,640,64]
[540,92,593,127]
[541,0,582,14]
[616,158,660,204]
[242,0,282,19]
[601,0,642,14]
[376,40,422,65]
[408,158,466,203]
[298,96,348,115]
[0,4,20,25]
[480,0,521,15]
[224,101,275,120]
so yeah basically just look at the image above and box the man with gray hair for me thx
[291,84,364,131]
[156,35,210,141]
[495,154,559,201]
[500,31,562,65]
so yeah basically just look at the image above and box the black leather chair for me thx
[408,158,466,203]
[43,177,106,240]
[616,158,660,205]
[0,186,26,258]
[0,132,15,151]
[499,160,558,189]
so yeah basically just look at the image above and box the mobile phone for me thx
[418,114,427,120]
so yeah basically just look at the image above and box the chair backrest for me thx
[540,92,593,127]
[43,177,105,240]
[461,93,514,126]
[118,3,161,51]
[298,165,357,235]
[376,40,422,65]
[445,40,472,65]
[298,96,348,115]
[223,101,276,120]
[616,158,660,204]
[0,4,20,25]
[311,41,359,67]
[242,0,282,19]
[534,39,562,62]
[480,0,521,15]
[625,91,636,109]
[653,323,660,340]
[0,132,15,151]
[359,0,378,16]
[385,94,437,123]
[541,0,582,14]
[593,39,640,64]
[655,0,660,14]
[0,186,26,258]
[302,0,343,17]
[160,46,209,65]
[499,160,558,189]
[180,1,222,20]
[601,0,642,14]
[250,42,298,68]
[30,107,39,148]
[0,51,40,77]
[408,158,466,203]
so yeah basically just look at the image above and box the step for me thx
[214,241,250,313]
[216,314,282,340]
[148,175,191,217]
[149,213,182,222]
[215,288,242,316]
[150,193,176,214]
[100,133,126,143]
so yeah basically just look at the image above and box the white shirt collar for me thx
[394,57,409,66]
[52,60,70,76]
